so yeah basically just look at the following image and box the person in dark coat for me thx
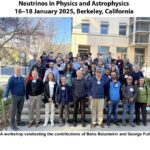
[43,72,57,127]
[72,70,88,127]
[55,76,72,126]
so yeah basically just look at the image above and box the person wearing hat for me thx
[121,76,137,127]
[28,52,38,73]
[119,66,130,85]
[43,61,60,84]
[88,69,106,128]
[102,67,111,85]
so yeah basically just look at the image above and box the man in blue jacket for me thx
[4,65,25,130]
[88,69,106,128]
[106,71,121,126]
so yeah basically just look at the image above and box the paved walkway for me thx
[4,123,150,131]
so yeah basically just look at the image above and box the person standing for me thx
[119,66,130,85]
[55,76,72,126]
[124,58,133,74]
[43,72,57,127]
[116,56,124,76]
[121,76,137,127]
[28,53,38,73]
[43,61,60,84]
[106,71,121,126]
[88,69,105,128]
[26,70,43,128]
[4,65,25,130]
[72,70,88,127]
[131,65,144,85]
[135,77,150,126]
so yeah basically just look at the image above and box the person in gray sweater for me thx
[121,76,137,127]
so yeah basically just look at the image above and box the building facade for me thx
[71,17,150,76]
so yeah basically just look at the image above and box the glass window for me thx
[117,47,127,53]
[82,23,89,33]
[119,23,127,35]
[101,22,108,34]
[98,46,109,57]
[117,47,127,60]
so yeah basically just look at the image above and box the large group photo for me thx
[0,17,150,131]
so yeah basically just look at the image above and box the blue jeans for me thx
[107,100,119,122]
[122,102,135,123]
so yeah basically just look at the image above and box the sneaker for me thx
[122,121,126,126]
[130,123,135,127]
[73,122,77,127]
[99,123,104,128]
[136,122,140,126]
[35,123,39,127]
[43,122,48,127]
[59,122,64,126]
[106,121,110,126]
[28,123,33,128]
[51,123,54,127]
[114,122,120,126]
[17,121,26,126]
[11,126,19,131]
[82,123,86,127]
[91,124,96,128]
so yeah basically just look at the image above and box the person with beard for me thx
[55,76,72,126]
[106,71,121,126]
[119,66,130,85]
[43,61,60,84]
[121,76,137,127]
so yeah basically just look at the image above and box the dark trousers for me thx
[11,95,24,127]
[59,104,69,123]
[73,98,85,125]
[135,102,147,125]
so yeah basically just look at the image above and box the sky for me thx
[47,17,72,44]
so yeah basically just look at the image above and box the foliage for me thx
[145,77,150,86]
[0,88,12,113]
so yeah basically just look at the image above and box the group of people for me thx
[3,51,150,131]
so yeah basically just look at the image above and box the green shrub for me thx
[0,88,12,114]
[145,77,150,86]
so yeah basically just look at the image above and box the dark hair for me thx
[64,62,73,73]
[59,75,66,84]
[29,65,38,75]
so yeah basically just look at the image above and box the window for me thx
[119,23,127,35]
[98,46,109,57]
[101,22,108,34]
[134,48,145,66]
[117,47,127,60]
[82,23,89,33]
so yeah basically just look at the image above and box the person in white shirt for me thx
[43,72,57,127]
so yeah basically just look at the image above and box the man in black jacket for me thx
[26,70,43,128]
[72,70,88,127]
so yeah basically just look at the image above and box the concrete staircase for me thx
[21,100,150,124]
